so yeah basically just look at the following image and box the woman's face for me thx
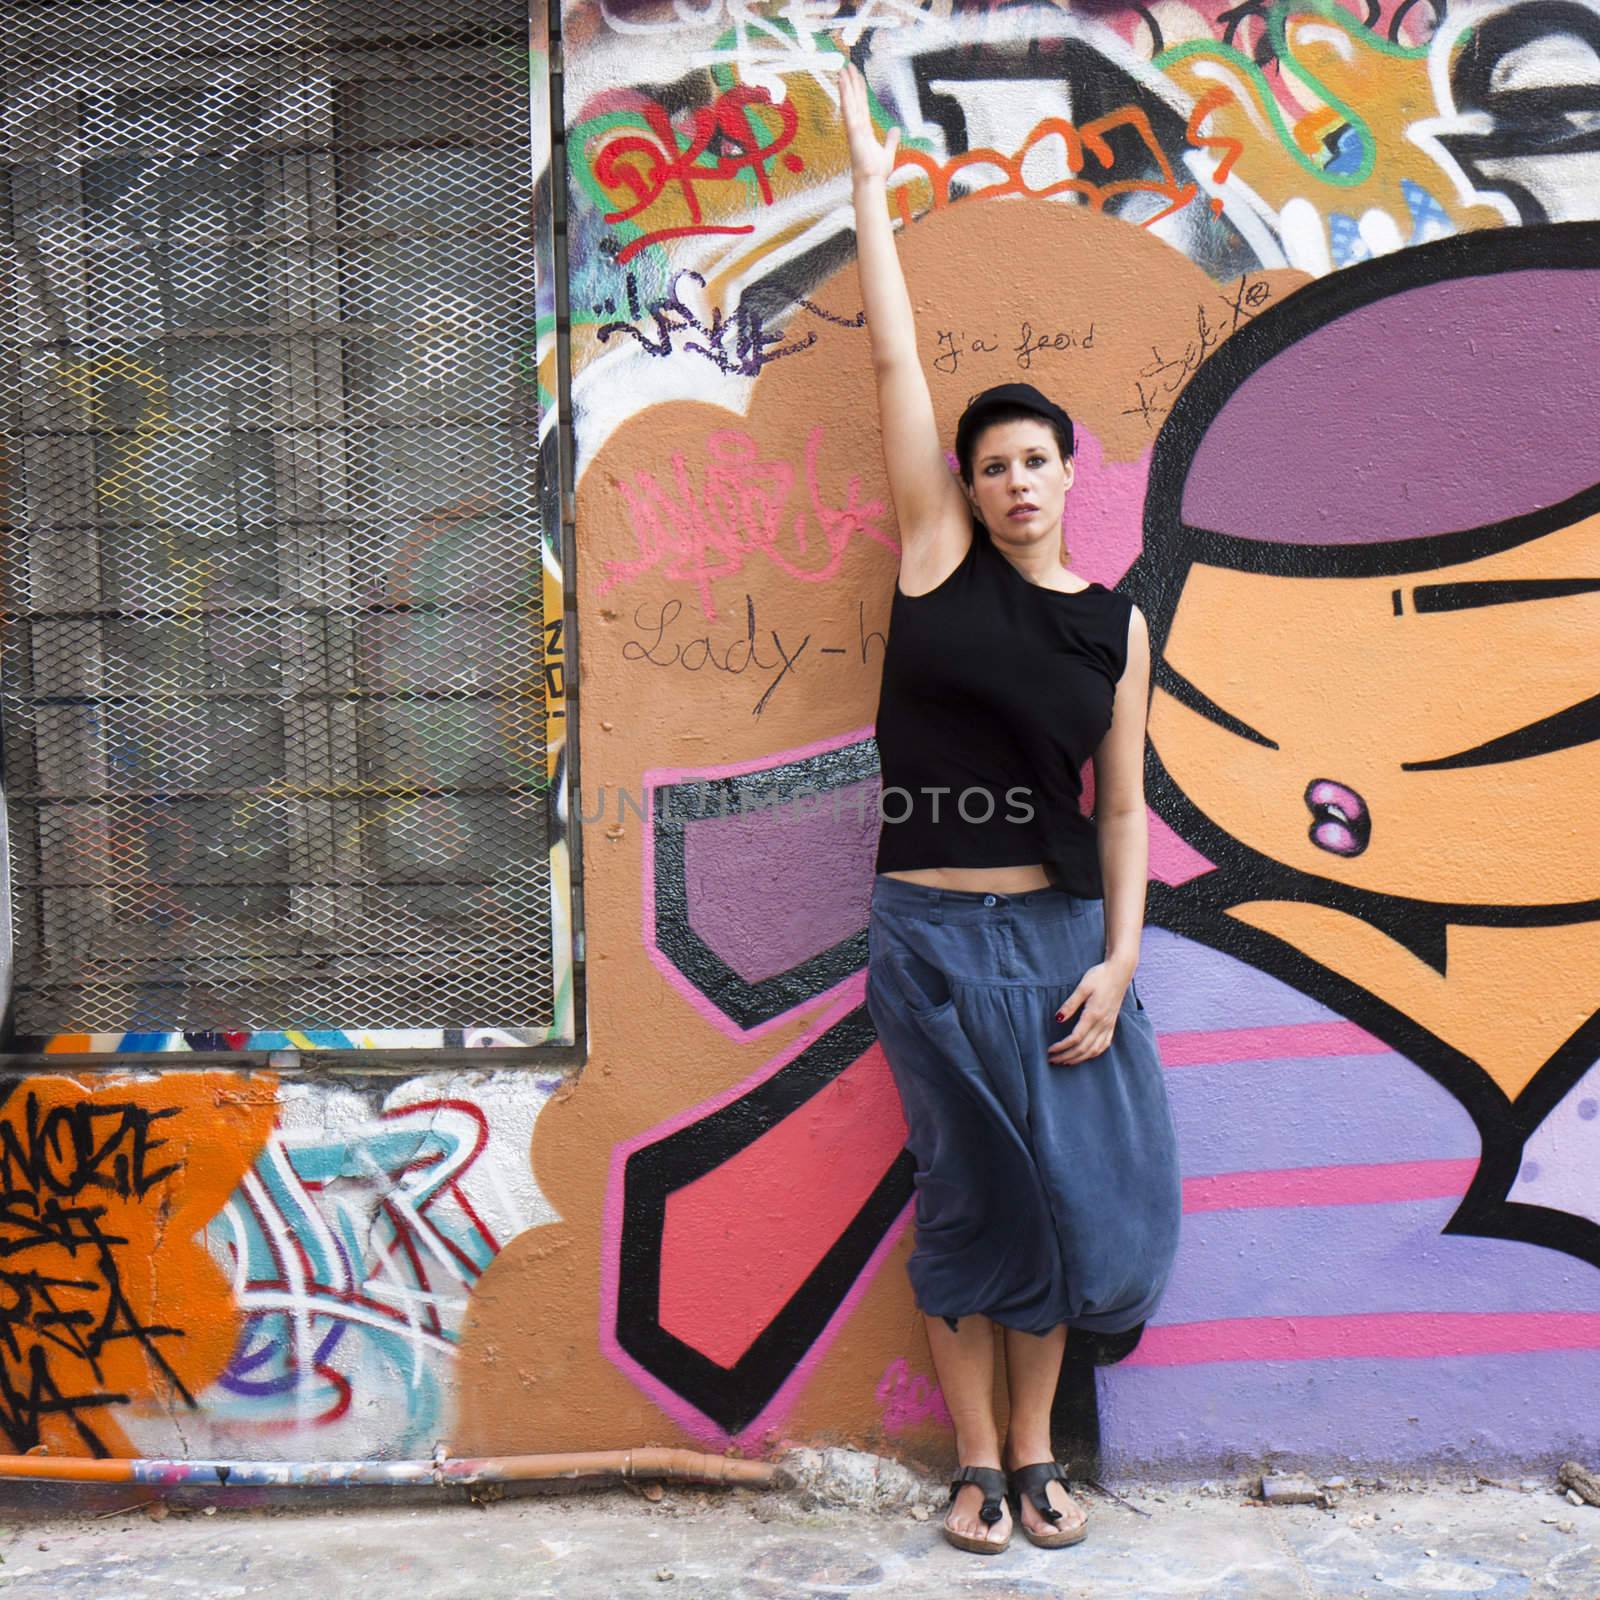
[965,419,1074,549]
[1150,510,1600,906]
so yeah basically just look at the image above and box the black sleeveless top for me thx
[872,528,1134,897]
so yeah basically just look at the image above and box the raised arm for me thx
[837,63,969,567]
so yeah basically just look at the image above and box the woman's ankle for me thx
[1003,1432,1054,1467]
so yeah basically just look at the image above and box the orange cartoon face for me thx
[1151,511,1600,908]
[1129,224,1600,916]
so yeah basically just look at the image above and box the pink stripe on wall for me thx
[1158,1020,1387,1067]
[657,1044,910,1371]
[1127,1312,1600,1368]
[1183,1159,1479,1214]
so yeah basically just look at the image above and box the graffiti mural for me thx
[11,0,1600,1472]
[554,0,1591,460]
[1111,220,1600,1464]
[451,0,1600,1475]
[0,1067,558,1463]
[105,1074,557,1462]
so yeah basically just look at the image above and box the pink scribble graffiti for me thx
[600,426,897,620]
[876,1356,952,1434]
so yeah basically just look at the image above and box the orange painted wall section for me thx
[0,1074,275,1457]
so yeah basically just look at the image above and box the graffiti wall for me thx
[0,1069,559,1461]
[456,0,1600,1475]
[8,0,1600,1473]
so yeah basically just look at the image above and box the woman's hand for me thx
[838,60,900,186]
[1047,963,1131,1066]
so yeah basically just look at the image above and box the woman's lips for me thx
[1305,778,1371,857]
[1007,505,1037,519]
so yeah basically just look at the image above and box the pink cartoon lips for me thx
[1305,778,1371,857]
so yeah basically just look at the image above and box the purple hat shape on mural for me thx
[1169,227,1600,553]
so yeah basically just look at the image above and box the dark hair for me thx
[957,404,1074,486]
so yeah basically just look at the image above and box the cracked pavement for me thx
[2,1475,1599,1598]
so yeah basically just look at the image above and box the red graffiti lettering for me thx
[592,86,801,265]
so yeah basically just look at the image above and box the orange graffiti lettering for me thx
[1185,87,1245,217]
[890,108,1198,226]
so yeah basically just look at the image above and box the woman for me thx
[839,63,1181,1554]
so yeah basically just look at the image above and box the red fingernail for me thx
[1054,1011,1064,1021]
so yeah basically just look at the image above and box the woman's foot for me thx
[942,1466,1013,1553]
[1004,1448,1087,1543]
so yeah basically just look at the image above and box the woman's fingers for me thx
[1054,982,1088,1022]
[1049,968,1124,1064]
[844,92,874,157]
[1050,1012,1108,1064]
[838,61,865,127]
[1047,984,1091,1065]
[1050,1015,1114,1065]
[1055,1022,1114,1065]
[1053,982,1089,1027]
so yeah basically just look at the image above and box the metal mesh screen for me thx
[1,1,555,1043]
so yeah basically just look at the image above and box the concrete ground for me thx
[2,1470,1598,1599]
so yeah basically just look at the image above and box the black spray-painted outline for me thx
[0,1092,198,1455]
[614,1004,914,1435]
[650,740,879,1031]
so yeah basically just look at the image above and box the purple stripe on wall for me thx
[1154,1200,1600,1325]
[1138,928,1342,1032]
[1165,1053,1480,1175]
[1100,1346,1600,1470]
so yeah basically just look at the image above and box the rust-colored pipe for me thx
[0,1448,779,1490]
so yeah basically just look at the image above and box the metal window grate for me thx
[2,1,556,1045]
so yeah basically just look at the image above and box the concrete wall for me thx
[10,0,1600,1475]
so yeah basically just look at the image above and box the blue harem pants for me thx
[865,874,1181,1337]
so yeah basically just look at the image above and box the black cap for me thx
[954,382,1076,474]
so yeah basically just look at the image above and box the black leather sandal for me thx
[941,1465,1012,1554]
[1009,1461,1088,1548]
